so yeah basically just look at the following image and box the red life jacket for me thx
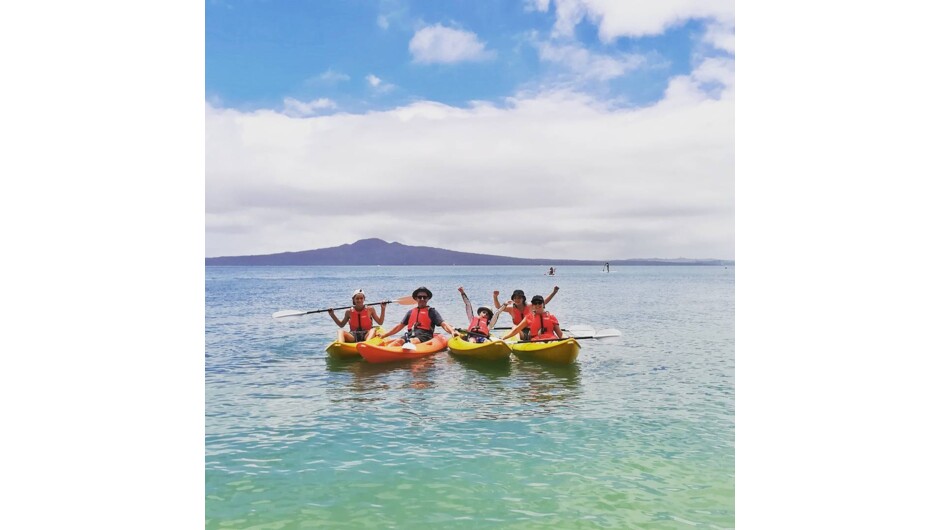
[509,304,531,325]
[525,311,558,340]
[468,316,489,335]
[349,307,372,331]
[407,307,433,332]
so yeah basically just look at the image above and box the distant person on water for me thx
[457,286,494,343]
[548,267,555,275]
[500,295,563,342]
[328,289,386,343]
[493,286,559,340]
[604,262,610,273]
[380,286,458,347]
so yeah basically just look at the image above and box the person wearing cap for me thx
[492,286,559,340]
[379,286,457,347]
[500,294,563,342]
[328,289,387,343]
[456,286,495,343]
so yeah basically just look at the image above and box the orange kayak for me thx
[356,334,449,363]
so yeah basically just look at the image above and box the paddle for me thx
[272,295,416,319]
[493,327,622,343]
[455,328,493,340]
[491,325,593,333]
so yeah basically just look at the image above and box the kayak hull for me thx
[356,334,448,363]
[510,338,581,365]
[447,336,511,361]
[325,327,384,359]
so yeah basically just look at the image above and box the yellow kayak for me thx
[324,327,384,359]
[510,338,581,365]
[447,335,511,361]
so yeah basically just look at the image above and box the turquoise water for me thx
[206,266,734,529]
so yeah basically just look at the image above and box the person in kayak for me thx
[457,286,494,343]
[499,295,563,342]
[327,289,386,343]
[379,286,458,349]
[492,286,559,340]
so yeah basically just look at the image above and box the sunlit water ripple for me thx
[206,265,734,529]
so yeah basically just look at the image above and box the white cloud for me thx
[377,15,389,30]
[409,24,496,64]
[547,0,733,41]
[317,69,350,83]
[366,74,395,94]
[282,97,336,117]
[703,20,735,53]
[206,63,733,260]
[537,41,646,81]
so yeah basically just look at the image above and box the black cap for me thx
[511,289,526,300]
[412,286,432,300]
[531,295,545,304]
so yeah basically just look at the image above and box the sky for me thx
[206,0,735,260]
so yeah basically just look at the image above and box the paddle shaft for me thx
[292,301,388,317]
[513,335,593,343]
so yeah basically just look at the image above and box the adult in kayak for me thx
[457,286,494,343]
[327,289,386,343]
[492,286,559,339]
[379,286,458,349]
[499,295,563,342]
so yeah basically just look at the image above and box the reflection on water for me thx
[512,361,582,408]
[325,353,439,397]
[446,355,513,378]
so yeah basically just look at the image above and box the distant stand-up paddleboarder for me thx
[604,262,610,273]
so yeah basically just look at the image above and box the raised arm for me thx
[544,286,560,305]
[458,286,473,323]
[370,302,387,325]
[490,305,506,328]
[327,308,349,328]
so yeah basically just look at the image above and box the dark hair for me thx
[511,289,526,302]
[531,295,545,305]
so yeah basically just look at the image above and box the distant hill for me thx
[205,238,733,266]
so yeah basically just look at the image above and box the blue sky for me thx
[206,0,735,259]
[207,1,702,112]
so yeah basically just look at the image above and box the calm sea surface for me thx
[206,265,735,529]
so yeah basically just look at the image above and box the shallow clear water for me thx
[206,265,734,529]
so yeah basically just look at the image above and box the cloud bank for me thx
[206,59,733,260]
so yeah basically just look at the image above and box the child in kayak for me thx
[328,289,386,343]
[379,286,458,350]
[492,286,559,340]
[499,294,563,342]
[457,286,495,343]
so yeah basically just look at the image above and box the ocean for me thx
[206,265,734,529]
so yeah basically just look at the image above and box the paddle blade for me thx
[272,310,306,319]
[593,328,622,342]
[566,324,596,337]
[393,295,418,305]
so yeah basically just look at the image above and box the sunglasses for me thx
[415,295,428,300]
[532,301,544,305]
